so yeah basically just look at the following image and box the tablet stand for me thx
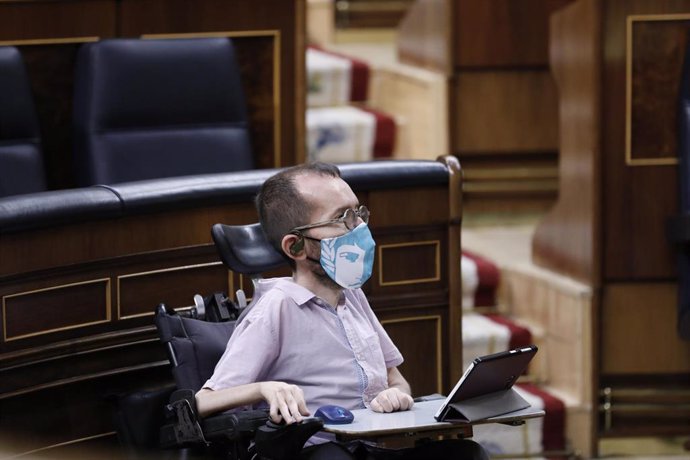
[437,388,530,423]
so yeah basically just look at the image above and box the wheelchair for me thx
[113,223,323,460]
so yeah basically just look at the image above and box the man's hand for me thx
[370,387,414,413]
[259,381,310,424]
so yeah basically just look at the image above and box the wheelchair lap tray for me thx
[315,405,355,424]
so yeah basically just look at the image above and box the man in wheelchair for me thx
[195,163,488,460]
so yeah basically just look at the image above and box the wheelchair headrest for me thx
[211,223,286,275]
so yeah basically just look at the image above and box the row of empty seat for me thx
[0,38,253,198]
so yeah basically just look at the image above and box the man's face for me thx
[294,174,361,287]
[295,174,360,240]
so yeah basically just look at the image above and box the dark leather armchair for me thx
[73,37,253,186]
[0,46,47,197]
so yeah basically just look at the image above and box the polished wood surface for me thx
[454,0,572,68]
[396,0,452,74]
[601,0,690,280]
[602,283,690,375]
[397,0,565,212]
[398,0,572,72]
[336,0,415,29]
[453,71,558,153]
[0,0,116,40]
[532,0,601,286]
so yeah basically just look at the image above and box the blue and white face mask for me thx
[318,222,375,289]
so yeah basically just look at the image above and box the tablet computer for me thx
[434,345,538,422]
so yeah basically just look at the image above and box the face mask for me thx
[315,222,375,289]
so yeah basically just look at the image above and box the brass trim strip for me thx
[2,278,111,342]
[273,30,282,167]
[598,387,690,397]
[463,180,559,194]
[625,14,690,166]
[141,30,282,167]
[0,36,99,46]
[380,315,443,394]
[141,30,280,39]
[2,431,116,460]
[598,403,690,412]
[491,451,574,460]
[1,337,160,373]
[336,1,412,13]
[463,168,559,181]
[116,262,224,320]
[378,240,441,287]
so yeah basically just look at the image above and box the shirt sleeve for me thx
[202,294,281,391]
[353,289,404,368]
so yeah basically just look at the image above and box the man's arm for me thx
[196,381,310,423]
[370,366,414,413]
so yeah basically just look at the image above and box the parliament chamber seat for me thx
[72,37,253,186]
[0,46,47,198]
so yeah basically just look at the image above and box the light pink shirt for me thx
[203,277,404,413]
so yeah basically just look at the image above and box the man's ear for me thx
[281,233,304,260]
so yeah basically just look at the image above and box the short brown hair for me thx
[256,162,341,264]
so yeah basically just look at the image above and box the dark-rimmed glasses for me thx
[291,205,370,233]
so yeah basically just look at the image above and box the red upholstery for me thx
[462,249,501,307]
[308,45,370,102]
[359,106,396,158]
[517,383,566,454]
[483,313,532,350]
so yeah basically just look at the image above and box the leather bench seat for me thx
[0,187,122,234]
[0,160,450,234]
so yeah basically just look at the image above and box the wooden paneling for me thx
[398,0,573,70]
[532,0,601,285]
[454,0,572,68]
[370,230,446,299]
[629,18,690,164]
[397,1,564,212]
[602,283,690,375]
[453,71,558,153]
[0,204,257,278]
[381,314,444,396]
[3,278,110,342]
[0,365,168,450]
[0,0,116,41]
[397,0,452,74]
[117,262,229,319]
[367,187,449,227]
[336,0,414,29]
[378,240,440,286]
[602,1,690,280]
[532,0,690,446]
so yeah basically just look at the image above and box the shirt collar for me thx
[271,277,347,308]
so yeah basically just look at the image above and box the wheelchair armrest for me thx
[159,389,270,448]
[160,390,206,448]
[254,417,324,460]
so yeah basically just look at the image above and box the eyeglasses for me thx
[292,205,370,233]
